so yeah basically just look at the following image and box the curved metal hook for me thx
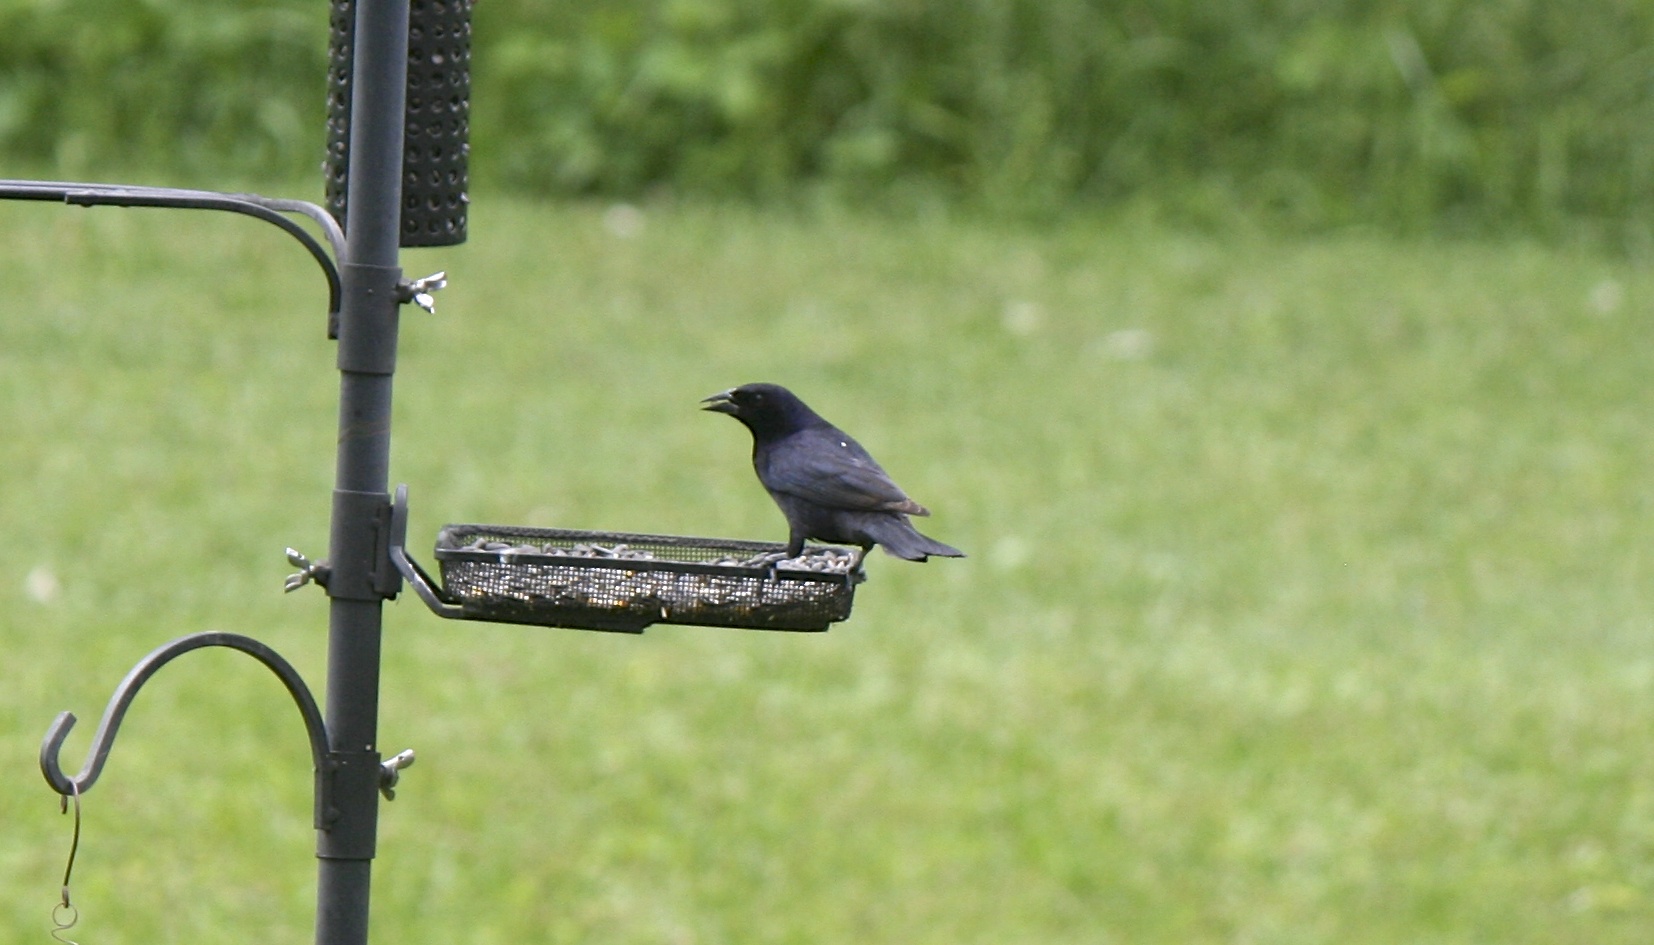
[0,180,343,320]
[40,631,328,798]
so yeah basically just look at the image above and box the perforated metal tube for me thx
[326,0,471,246]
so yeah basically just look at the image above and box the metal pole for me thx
[317,1,409,944]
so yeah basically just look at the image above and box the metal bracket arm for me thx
[39,631,334,823]
[0,179,343,321]
[386,483,468,619]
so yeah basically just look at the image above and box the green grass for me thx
[3,193,1654,944]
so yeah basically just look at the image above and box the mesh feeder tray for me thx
[402,524,865,633]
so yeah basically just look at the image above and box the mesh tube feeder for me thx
[388,487,866,634]
[327,0,472,246]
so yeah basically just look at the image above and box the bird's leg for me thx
[750,531,808,582]
[845,542,871,588]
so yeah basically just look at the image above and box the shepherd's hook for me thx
[39,631,329,798]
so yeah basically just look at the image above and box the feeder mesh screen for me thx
[434,525,861,632]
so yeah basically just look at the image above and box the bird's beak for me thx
[701,390,738,414]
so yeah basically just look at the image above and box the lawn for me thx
[2,193,1653,944]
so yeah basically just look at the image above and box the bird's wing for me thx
[760,428,929,515]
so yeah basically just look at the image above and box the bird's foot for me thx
[739,550,792,568]
[740,549,791,581]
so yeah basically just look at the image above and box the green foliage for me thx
[2,0,1654,234]
[0,0,324,180]
[479,0,1654,234]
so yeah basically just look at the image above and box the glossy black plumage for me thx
[703,383,964,561]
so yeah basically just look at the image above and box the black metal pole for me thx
[317,2,410,944]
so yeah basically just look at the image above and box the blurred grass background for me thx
[5,0,1654,942]
[3,198,1654,942]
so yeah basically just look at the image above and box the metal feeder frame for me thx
[6,4,855,945]
[387,486,865,634]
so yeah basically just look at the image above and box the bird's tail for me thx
[866,515,965,562]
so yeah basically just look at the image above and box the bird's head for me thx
[701,382,819,437]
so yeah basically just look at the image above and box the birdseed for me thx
[433,527,860,631]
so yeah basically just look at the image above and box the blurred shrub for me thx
[0,0,323,179]
[1,0,1651,236]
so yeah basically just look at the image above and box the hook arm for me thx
[0,180,343,320]
[39,631,329,798]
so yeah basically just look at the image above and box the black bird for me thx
[702,383,964,561]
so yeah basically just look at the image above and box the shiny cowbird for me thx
[703,383,964,561]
